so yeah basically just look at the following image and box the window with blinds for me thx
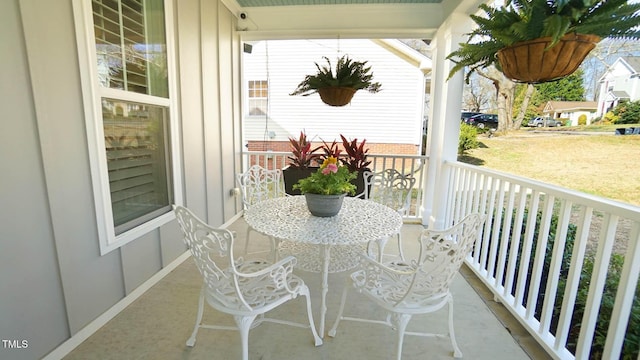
[91,0,173,234]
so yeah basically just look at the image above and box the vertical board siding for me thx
[3,1,70,358]
[7,1,240,358]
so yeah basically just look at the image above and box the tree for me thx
[463,73,494,112]
[534,69,585,103]
[476,67,530,132]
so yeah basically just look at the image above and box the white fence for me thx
[242,151,428,220]
[445,161,640,360]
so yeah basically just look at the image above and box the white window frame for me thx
[72,0,183,255]
[247,80,269,116]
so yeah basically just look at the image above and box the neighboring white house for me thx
[241,39,431,154]
[596,56,640,117]
[542,101,597,126]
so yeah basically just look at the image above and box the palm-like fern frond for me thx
[447,0,640,81]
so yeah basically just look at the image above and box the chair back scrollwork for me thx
[363,169,416,215]
[236,165,283,210]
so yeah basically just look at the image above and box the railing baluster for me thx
[471,173,488,266]
[602,222,640,359]
[515,190,541,310]
[496,181,517,294]
[539,199,573,334]
[504,186,528,304]
[575,213,619,359]
[525,194,555,321]
[487,179,506,284]
[554,206,592,353]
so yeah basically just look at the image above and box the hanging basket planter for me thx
[317,87,357,107]
[496,33,601,83]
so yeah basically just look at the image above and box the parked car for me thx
[468,113,499,129]
[527,116,563,127]
[461,111,482,124]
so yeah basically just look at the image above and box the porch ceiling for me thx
[228,0,484,40]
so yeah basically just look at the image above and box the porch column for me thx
[421,13,472,229]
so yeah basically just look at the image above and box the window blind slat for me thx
[110,183,157,203]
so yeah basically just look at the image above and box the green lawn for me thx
[459,131,640,206]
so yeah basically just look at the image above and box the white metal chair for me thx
[328,213,486,359]
[363,169,417,261]
[174,206,322,360]
[236,165,284,257]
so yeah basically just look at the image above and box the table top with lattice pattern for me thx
[244,195,402,246]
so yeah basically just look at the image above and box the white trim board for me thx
[41,251,191,360]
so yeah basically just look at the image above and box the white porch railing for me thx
[242,151,428,220]
[243,151,640,359]
[445,161,640,360]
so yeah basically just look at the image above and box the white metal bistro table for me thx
[243,195,403,337]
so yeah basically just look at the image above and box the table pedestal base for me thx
[278,241,366,337]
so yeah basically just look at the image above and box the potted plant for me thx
[293,156,357,217]
[283,131,321,195]
[290,55,382,106]
[447,0,640,83]
[339,134,372,197]
[319,138,342,161]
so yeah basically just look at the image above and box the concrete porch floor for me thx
[64,218,551,360]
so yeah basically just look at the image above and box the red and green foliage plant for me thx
[287,131,321,169]
[340,134,371,172]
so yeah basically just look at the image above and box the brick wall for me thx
[247,140,419,169]
[247,140,418,154]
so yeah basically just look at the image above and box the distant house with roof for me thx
[542,101,597,126]
[241,39,431,156]
[596,56,640,117]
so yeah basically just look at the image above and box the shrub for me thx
[459,123,479,155]
[603,111,618,124]
[612,100,640,124]
[578,114,587,126]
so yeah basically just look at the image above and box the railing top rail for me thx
[244,150,429,161]
[446,160,640,221]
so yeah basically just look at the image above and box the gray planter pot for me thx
[304,193,346,217]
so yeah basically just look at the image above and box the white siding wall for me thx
[242,39,426,145]
[568,110,596,125]
[596,60,640,117]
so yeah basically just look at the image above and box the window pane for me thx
[249,99,267,116]
[102,99,173,233]
[93,0,168,97]
[248,80,268,115]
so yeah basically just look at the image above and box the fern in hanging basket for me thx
[290,55,382,106]
[447,0,640,83]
